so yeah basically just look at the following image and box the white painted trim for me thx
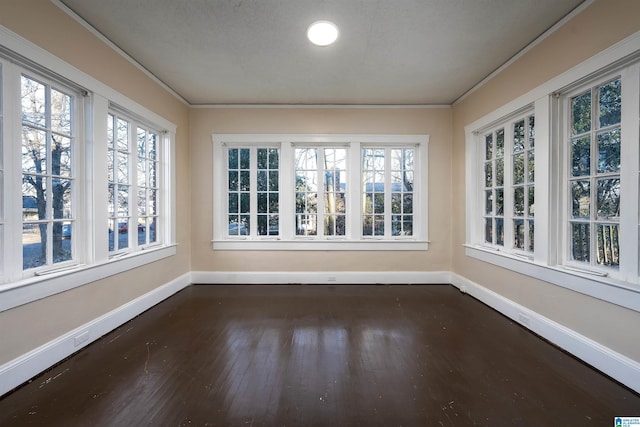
[191,270,451,285]
[449,272,640,393]
[50,0,189,107]
[464,29,640,134]
[211,240,429,251]
[464,245,640,312]
[0,272,190,397]
[0,24,176,133]
[453,0,595,106]
[0,245,177,312]
[191,104,451,109]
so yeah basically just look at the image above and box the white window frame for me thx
[213,134,429,251]
[0,25,177,313]
[464,32,640,313]
[107,108,164,257]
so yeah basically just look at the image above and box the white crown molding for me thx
[190,104,451,109]
[50,0,189,107]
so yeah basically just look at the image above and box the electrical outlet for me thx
[74,331,89,347]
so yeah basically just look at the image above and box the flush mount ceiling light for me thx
[307,20,339,46]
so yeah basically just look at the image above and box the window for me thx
[478,112,535,254]
[21,73,77,271]
[108,110,162,255]
[0,36,176,311]
[465,45,640,310]
[295,147,346,237]
[362,147,414,238]
[227,146,279,237]
[213,134,429,250]
[566,78,621,269]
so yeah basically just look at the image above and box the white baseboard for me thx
[0,272,191,397]
[190,270,452,285]
[449,273,640,393]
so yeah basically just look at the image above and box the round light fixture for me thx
[307,20,339,46]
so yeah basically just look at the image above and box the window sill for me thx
[0,245,177,313]
[213,239,429,251]
[464,244,640,313]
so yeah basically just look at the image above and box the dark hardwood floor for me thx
[1,284,638,426]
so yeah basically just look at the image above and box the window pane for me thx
[495,218,504,246]
[572,91,591,135]
[495,189,504,215]
[117,152,129,183]
[23,177,46,221]
[52,178,71,219]
[228,148,238,169]
[116,118,129,150]
[22,127,47,174]
[484,162,492,187]
[240,148,250,169]
[528,116,535,148]
[514,219,524,250]
[53,221,71,264]
[513,187,524,216]
[571,222,590,262]
[571,180,590,218]
[528,220,535,252]
[513,153,524,184]
[495,158,504,186]
[597,129,621,174]
[571,136,591,177]
[527,151,535,183]
[495,129,504,157]
[21,76,46,127]
[23,223,46,269]
[596,223,619,267]
[513,120,525,153]
[484,134,493,160]
[528,187,535,217]
[51,135,72,178]
[484,218,492,244]
[596,178,620,219]
[485,190,493,214]
[51,89,72,135]
[598,78,621,128]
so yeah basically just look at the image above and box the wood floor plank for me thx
[1,284,638,426]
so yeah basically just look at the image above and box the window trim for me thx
[212,134,429,251]
[464,31,640,312]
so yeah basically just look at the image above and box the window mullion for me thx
[534,97,552,264]
[280,141,293,240]
[250,146,257,238]
[348,141,360,240]
[504,125,514,251]
[384,147,392,239]
[619,64,640,282]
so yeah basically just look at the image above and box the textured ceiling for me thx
[58,0,585,105]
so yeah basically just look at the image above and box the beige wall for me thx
[451,0,640,361]
[0,0,191,364]
[190,107,452,272]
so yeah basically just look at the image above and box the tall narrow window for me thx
[109,111,164,254]
[21,75,75,270]
[483,129,505,246]
[107,113,131,253]
[568,77,621,268]
[295,148,319,236]
[257,148,279,236]
[363,147,414,238]
[227,146,280,237]
[137,127,159,245]
[512,115,535,252]
[323,148,347,236]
